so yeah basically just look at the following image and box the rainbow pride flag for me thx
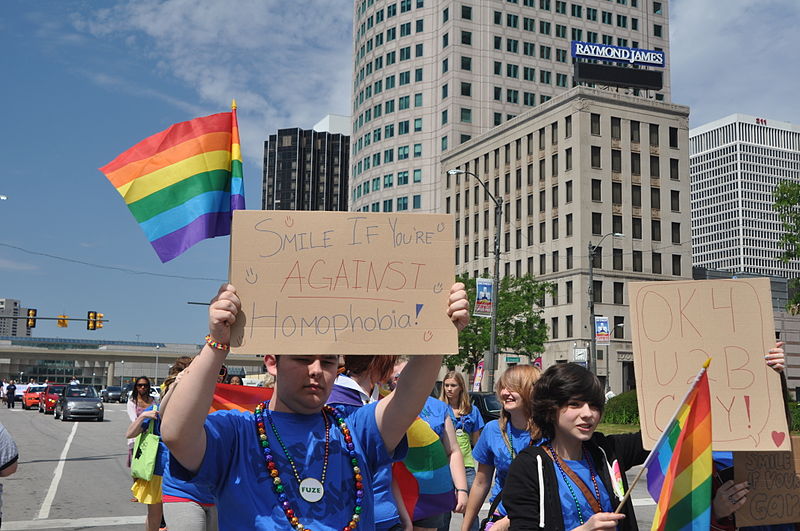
[393,415,455,521]
[210,382,272,413]
[100,103,245,262]
[646,360,712,531]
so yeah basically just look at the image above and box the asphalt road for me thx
[0,403,655,530]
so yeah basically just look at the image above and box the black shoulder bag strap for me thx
[479,489,505,531]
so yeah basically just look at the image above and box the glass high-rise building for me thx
[350,0,671,214]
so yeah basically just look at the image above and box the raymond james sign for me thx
[571,41,665,67]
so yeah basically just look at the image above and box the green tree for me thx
[773,181,800,313]
[445,274,552,374]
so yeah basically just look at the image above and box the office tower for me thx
[0,298,30,337]
[350,0,671,214]
[262,115,351,211]
[690,114,800,277]
[442,86,690,392]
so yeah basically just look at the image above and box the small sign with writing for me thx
[734,436,800,526]
[228,210,457,355]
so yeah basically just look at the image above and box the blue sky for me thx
[0,0,797,344]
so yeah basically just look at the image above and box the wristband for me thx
[456,488,469,494]
[205,334,230,351]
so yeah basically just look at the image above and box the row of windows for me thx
[353,143,423,177]
[352,169,424,200]
[354,195,424,212]
[355,0,424,38]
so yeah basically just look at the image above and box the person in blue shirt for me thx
[462,365,541,531]
[161,282,470,531]
[439,370,484,531]
[328,355,404,531]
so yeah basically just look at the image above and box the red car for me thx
[22,385,46,410]
[38,384,65,414]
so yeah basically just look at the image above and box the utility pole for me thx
[588,232,623,376]
[447,168,503,390]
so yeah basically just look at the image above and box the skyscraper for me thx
[350,0,671,214]
[0,298,30,337]
[262,115,351,211]
[690,114,800,277]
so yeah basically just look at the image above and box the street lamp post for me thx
[120,360,124,387]
[588,232,623,376]
[605,323,624,394]
[447,168,503,390]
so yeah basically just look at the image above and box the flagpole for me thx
[614,358,711,514]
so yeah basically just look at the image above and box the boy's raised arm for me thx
[160,283,240,473]
[376,282,469,453]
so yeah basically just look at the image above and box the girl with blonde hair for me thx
[461,364,541,531]
[438,371,485,531]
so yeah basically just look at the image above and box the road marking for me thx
[36,422,78,520]
[5,515,145,530]
[632,497,656,506]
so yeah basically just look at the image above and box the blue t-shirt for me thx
[419,396,450,438]
[185,403,405,531]
[554,457,613,530]
[472,419,532,510]
[328,399,403,530]
[446,404,485,436]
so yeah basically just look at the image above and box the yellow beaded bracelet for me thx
[205,334,230,351]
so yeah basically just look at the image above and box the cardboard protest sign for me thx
[228,210,457,355]
[630,278,788,451]
[734,436,800,527]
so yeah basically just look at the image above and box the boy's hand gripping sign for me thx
[229,210,457,355]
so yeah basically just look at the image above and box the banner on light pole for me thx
[474,278,494,318]
[595,316,610,345]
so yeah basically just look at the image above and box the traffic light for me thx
[57,315,69,328]
[87,311,96,330]
[95,313,104,329]
[26,308,37,328]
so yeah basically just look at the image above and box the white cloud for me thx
[72,0,354,165]
[0,258,38,272]
[671,0,800,126]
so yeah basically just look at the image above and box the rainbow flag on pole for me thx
[100,102,245,262]
[646,359,713,531]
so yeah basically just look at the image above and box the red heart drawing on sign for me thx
[772,431,786,447]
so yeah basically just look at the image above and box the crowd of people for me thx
[0,278,789,531]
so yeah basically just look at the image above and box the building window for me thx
[460,108,472,123]
[652,252,662,274]
[669,127,678,148]
[591,179,601,201]
[591,146,601,168]
[591,113,601,135]
[593,280,602,303]
[671,190,680,212]
[672,254,681,276]
[461,82,472,97]
[462,30,472,45]
[551,317,559,339]
[614,282,624,304]
[611,150,621,172]
[652,220,661,241]
[632,217,642,239]
[671,222,680,244]
[670,158,679,180]
[633,250,643,272]
[462,5,472,19]
[613,248,623,270]
[649,123,659,147]
[592,212,602,235]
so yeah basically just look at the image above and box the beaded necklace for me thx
[254,401,364,530]
[547,443,602,525]
[265,405,330,498]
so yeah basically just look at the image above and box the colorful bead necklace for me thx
[254,402,364,530]
[265,404,331,496]
[547,444,603,525]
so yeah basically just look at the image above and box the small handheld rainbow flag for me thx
[100,102,245,262]
[645,359,713,531]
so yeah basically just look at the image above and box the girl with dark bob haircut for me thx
[531,363,605,441]
[503,363,647,530]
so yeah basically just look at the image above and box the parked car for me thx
[54,385,104,422]
[118,382,135,403]
[39,384,66,414]
[100,386,124,403]
[469,391,502,423]
[22,385,46,410]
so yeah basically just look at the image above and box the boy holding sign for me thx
[161,282,469,530]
